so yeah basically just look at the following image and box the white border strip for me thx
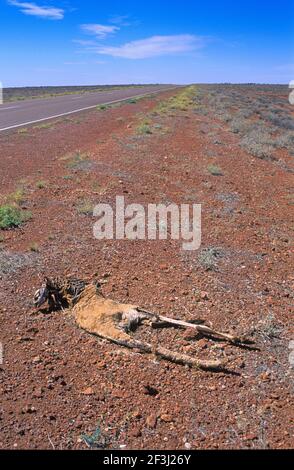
[0,86,180,132]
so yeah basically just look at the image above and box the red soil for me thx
[0,88,293,449]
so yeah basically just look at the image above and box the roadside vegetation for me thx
[34,120,61,130]
[207,164,223,176]
[197,246,224,271]
[154,85,197,115]
[136,119,153,135]
[35,180,47,189]
[76,199,94,216]
[196,84,294,161]
[0,204,31,229]
[61,151,94,172]
[134,86,197,136]
[3,84,149,103]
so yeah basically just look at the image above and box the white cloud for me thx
[81,23,119,38]
[8,1,64,19]
[95,35,205,59]
[109,14,132,26]
[73,39,97,47]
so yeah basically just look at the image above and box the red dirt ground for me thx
[0,88,293,449]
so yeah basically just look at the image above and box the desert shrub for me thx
[97,104,108,111]
[64,152,94,171]
[198,247,224,271]
[218,112,232,123]
[34,121,59,130]
[212,137,222,145]
[240,129,276,160]
[248,127,274,144]
[18,128,28,134]
[207,164,223,176]
[7,188,25,205]
[126,98,138,104]
[36,180,47,189]
[256,313,284,340]
[267,114,294,130]
[251,105,265,115]
[237,108,253,119]
[29,242,40,252]
[241,138,274,160]
[272,131,294,150]
[136,122,152,135]
[193,106,208,116]
[0,204,31,229]
[0,250,36,277]
[76,199,94,215]
[229,117,251,134]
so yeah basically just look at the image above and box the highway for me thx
[0,85,178,132]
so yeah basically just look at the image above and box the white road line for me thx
[0,86,179,132]
[0,106,20,111]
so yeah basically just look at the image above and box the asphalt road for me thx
[0,85,178,132]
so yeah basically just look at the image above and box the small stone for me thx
[142,385,158,396]
[17,336,33,343]
[159,264,168,271]
[97,361,106,369]
[32,356,42,364]
[197,339,207,349]
[185,442,192,450]
[32,387,43,398]
[270,393,279,400]
[146,414,157,428]
[243,433,258,441]
[131,427,142,438]
[200,291,209,300]
[22,405,37,414]
[81,387,94,396]
[260,371,271,382]
[183,328,197,340]
[113,389,125,398]
[160,413,173,423]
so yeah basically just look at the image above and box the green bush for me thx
[137,123,152,134]
[198,247,224,271]
[126,98,138,104]
[36,180,47,189]
[0,205,31,229]
[207,164,223,176]
[76,200,94,215]
[97,104,108,111]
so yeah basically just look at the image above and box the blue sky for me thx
[1,0,293,86]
